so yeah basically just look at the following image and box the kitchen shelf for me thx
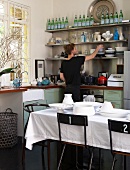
[46,58,66,61]
[46,56,119,61]
[45,22,130,33]
[46,40,127,47]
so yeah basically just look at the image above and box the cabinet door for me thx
[45,88,64,104]
[104,100,123,109]
[104,90,123,101]
[104,90,123,109]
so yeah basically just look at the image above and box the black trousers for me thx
[65,85,80,102]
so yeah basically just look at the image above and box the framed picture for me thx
[35,60,45,79]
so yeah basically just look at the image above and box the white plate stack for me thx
[105,49,115,57]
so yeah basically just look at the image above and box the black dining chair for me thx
[108,119,130,170]
[57,113,93,170]
[23,102,52,170]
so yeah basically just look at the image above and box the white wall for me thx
[123,0,130,19]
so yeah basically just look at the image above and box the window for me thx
[0,0,30,83]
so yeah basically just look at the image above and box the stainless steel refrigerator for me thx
[124,51,130,109]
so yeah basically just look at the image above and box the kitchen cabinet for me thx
[104,90,123,108]
[45,88,64,104]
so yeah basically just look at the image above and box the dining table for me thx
[25,107,130,153]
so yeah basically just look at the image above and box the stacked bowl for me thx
[105,48,115,57]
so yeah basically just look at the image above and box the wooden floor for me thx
[0,138,130,170]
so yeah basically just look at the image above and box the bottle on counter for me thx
[58,18,61,29]
[105,12,109,24]
[90,15,94,26]
[65,16,69,28]
[109,13,114,24]
[54,18,58,30]
[74,15,78,27]
[78,15,82,27]
[61,17,65,29]
[82,14,86,27]
[100,13,105,25]
[119,10,123,23]
[114,12,118,23]
[86,15,90,26]
[51,18,54,30]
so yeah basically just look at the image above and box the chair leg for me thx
[57,144,66,170]
[47,140,51,170]
[88,148,94,170]
[124,155,126,170]
[22,139,26,164]
[75,146,78,169]
[99,148,101,170]
[41,146,46,170]
[111,155,117,170]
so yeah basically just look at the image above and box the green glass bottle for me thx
[54,18,58,30]
[114,12,118,23]
[100,13,105,25]
[74,15,78,27]
[58,18,61,29]
[90,15,94,26]
[109,13,114,24]
[51,18,54,30]
[105,12,109,24]
[78,15,82,27]
[82,14,86,27]
[61,17,65,29]
[119,10,123,23]
[47,19,51,30]
[86,16,90,26]
[65,17,69,28]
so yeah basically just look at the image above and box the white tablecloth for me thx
[25,108,130,153]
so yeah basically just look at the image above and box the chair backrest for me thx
[108,119,130,153]
[57,113,88,147]
[24,103,50,134]
[24,103,50,113]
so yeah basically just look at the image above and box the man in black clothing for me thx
[60,43,103,102]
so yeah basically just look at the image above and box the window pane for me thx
[10,4,29,22]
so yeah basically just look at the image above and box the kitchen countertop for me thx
[22,84,123,90]
[80,85,123,90]
[0,87,27,94]
[0,85,123,94]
